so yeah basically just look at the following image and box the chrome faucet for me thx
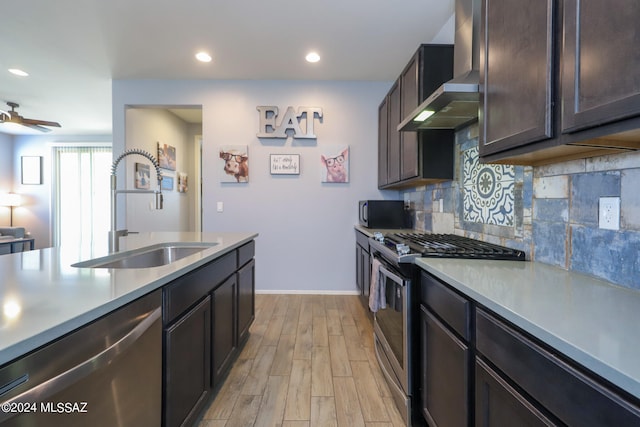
[109,148,163,253]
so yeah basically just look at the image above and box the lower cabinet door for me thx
[164,296,211,427]
[212,275,237,386]
[237,259,255,345]
[475,358,558,427]
[356,244,364,295]
[421,306,470,427]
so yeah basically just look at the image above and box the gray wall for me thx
[9,134,112,248]
[112,79,397,292]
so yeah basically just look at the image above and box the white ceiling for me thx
[0,0,454,136]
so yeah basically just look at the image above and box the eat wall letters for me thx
[257,106,323,139]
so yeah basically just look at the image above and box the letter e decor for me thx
[257,106,323,139]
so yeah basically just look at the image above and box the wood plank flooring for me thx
[199,294,405,427]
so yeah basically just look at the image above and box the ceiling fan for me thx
[0,101,61,132]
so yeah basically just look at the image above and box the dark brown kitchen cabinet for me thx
[400,45,455,182]
[162,241,256,427]
[355,230,371,318]
[479,0,555,156]
[164,296,211,427]
[561,1,640,133]
[419,268,640,427]
[237,258,255,345]
[237,241,255,346]
[378,44,455,189]
[479,0,640,165]
[420,272,472,427]
[476,309,640,426]
[387,80,402,185]
[400,49,422,181]
[475,358,558,427]
[212,275,237,386]
[378,98,389,187]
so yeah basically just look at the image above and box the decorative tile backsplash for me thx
[403,124,640,290]
[462,146,515,226]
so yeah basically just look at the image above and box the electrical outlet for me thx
[599,197,620,230]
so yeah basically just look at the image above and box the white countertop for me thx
[0,231,257,366]
[416,258,640,399]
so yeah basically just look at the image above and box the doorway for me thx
[125,106,202,232]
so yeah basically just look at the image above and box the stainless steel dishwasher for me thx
[0,289,162,427]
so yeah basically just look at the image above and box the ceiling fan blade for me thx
[22,123,53,133]
[21,118,61,128]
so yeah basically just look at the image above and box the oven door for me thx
[373,260,410,394]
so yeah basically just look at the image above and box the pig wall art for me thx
[320,145,349,183]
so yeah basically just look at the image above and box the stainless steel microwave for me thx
[359,200,407,229]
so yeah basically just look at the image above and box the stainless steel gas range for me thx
[368,232,524,426]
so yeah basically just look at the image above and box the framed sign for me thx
[21,156,42,185]
[161,175,174,191]
[270,154,300,175]
[135,162,151,189]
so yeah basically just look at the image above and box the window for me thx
[53,146,112,253]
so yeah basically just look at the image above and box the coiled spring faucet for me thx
[109,148,163,252]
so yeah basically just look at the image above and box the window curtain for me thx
[53,146,112,252]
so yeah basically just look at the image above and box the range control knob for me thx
[396,243,410,255]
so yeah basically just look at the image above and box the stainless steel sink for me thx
[72,242,218,269]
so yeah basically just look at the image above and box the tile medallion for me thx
[463,147,515,226]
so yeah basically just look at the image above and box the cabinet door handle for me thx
[0,307,161,422]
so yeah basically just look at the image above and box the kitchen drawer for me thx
[163,251,236,324]
[476,309,640,426]
[237,240,255,267]
[421,271,471,341]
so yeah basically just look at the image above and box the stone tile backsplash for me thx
[403,124,640,289]
[462,146,516,226]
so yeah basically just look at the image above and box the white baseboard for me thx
[255,289,360,295]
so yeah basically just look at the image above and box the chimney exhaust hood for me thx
[399,0,480,131]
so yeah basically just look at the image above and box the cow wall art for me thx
[219,145,249,183]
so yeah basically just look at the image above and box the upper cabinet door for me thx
[378,98,389,188]
[562,0,640,133]
[400,54,420,181]
[479,0,555,156]
[387,81,402,184]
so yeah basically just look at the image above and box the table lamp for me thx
[1,193,21,226]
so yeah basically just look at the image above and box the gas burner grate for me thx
[387,232,525,260]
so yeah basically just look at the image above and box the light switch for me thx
[217,201,224,213]
[599,197,620,230]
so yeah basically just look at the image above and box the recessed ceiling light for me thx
[305,52,320,63]
[195,52,212,63]
[8,68,29,77]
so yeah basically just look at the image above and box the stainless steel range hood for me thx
[399,0,480,131]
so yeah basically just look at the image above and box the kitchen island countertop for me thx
[417,257,640,400]
[0,231,257,366]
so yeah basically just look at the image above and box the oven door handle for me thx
[378,264,406,287]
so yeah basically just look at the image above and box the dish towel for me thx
[369,257,386,312]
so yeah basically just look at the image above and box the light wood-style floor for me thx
[198,294,405,427]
